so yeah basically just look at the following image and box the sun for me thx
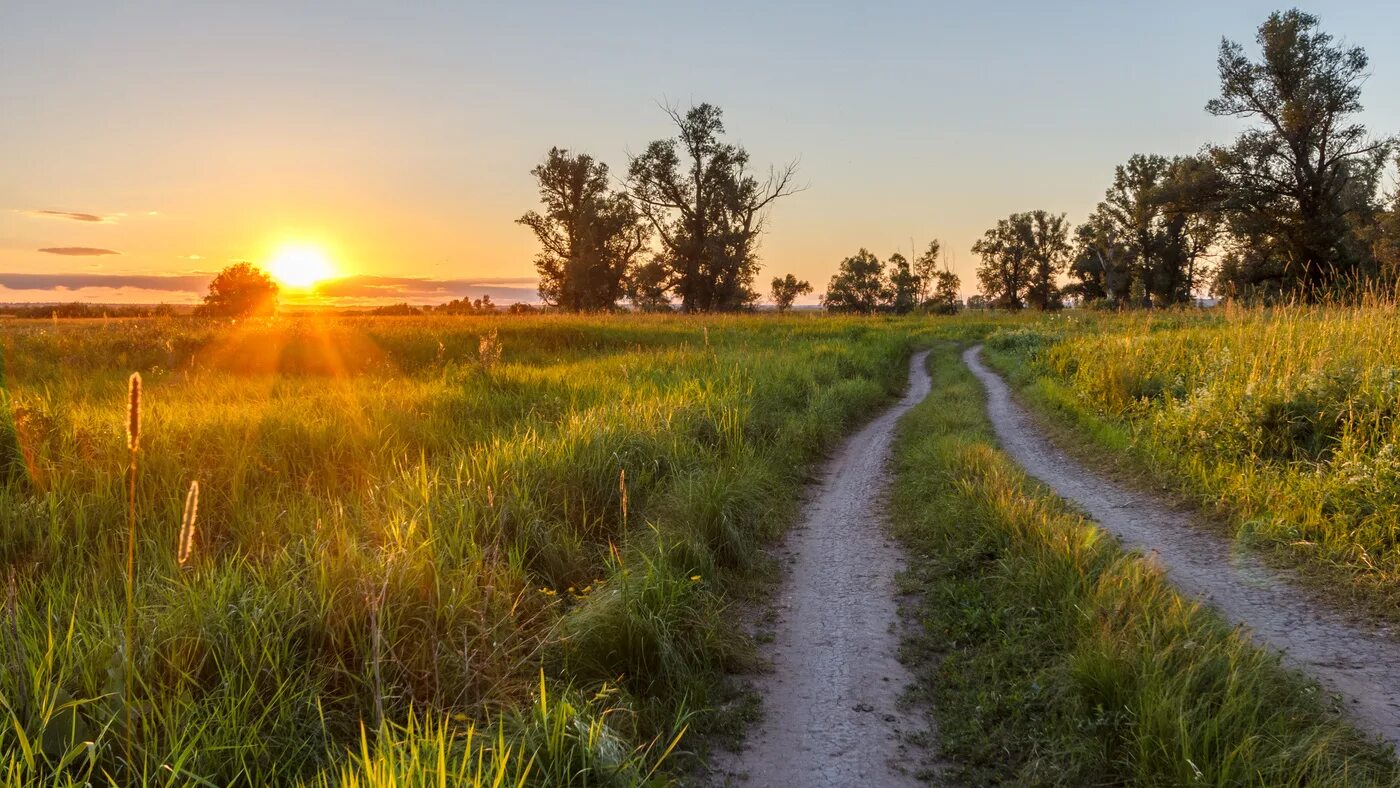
[266,243,335,289]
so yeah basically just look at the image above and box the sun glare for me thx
[267,243,335,289]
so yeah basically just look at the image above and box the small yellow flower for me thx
[689,575,701,582]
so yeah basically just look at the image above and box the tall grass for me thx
[0,313,912,783]
[892,344,1399,785]
[986,302,1400,611]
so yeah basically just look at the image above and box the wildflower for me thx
[689,575,701,582]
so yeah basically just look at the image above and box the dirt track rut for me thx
[716,351,931,787]
[965,344,1400,748]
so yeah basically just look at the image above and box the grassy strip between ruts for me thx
[890,343,1400,786]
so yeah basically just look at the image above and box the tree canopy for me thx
[518,148,648,311]
[200,263,279,317]
[627,103,801,311]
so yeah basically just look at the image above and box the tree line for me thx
[975,8,1400,310]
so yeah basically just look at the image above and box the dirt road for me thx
[965,344,1400,747]
[715,351,931,787]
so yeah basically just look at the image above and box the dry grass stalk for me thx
[177,480,199,568]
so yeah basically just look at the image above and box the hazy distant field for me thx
[0,314,918,784]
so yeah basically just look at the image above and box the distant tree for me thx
[822,249,888,314]
[770,273,813,312]
[434,294,496,315]
[1207,9,1393,298]
[885,253,921,314]
[1024,211,1071,310]
[927,269,962,314]
[507,302,540,314]
[965,294,988,310]
[626,259,674,312]
[369,303,423,316]
[912,240,942,305]
[973,211,1069,310]
[627,103,801,311]
[518,148,648,311]
[200,263,278,317]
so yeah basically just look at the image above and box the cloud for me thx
[0,272,212,292]
[313,275,538,302]
[0,272,540,303]
[38,247,121,256]
[23,210,113,223]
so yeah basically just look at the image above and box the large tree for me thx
[1071,154,1221,306]
[517,148,648,311]
[1207,9,1393,297]
[822,249,888,314]
[627,103,800,311]
[974,211,1069,310]
[770,273,813,312]
[200,263,278,317]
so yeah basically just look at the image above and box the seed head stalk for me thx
[123,372,141,762]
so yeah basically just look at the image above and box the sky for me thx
[3,1,1399,305]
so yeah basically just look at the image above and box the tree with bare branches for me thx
[627,103,801,311]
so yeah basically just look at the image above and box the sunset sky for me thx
[3,2,1398,305]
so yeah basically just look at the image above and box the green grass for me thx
[891,343,1399,785]
[0,313,921,785]
[980,304,1400,617]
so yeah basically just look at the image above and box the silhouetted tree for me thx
[912,240,942,305]
[927,269,962,314]
[885,253,920,314]
[200,263,278,317]
[822,249,888,314]
[770,274,813,312]
[974,211,1069,310]
[627,103,801,311]
[1207,9,1393,298]
[518,148,648,311]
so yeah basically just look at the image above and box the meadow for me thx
[8,307,1400,785]
[0,314,914,785]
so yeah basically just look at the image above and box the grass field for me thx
[7,308,1400,785]
[0,314,916,785]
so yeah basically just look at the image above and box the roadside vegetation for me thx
[0,314,911,784]
[892,343,1400,785]
[983,302,1400,619]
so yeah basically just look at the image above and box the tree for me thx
[973,211,1069,310]
[518,148,648,311]
[770,274,812,312]
[1071,154,1222,307]
[822,249,887,314]
[927,269,962,314]
[912,240,942,305]
[200,263,278,317]
[885,253,920,314]
[627,103,801,311]
[1207,9,1393,298]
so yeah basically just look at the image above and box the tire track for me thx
[716,351,932,787]
[965,344,1400,748]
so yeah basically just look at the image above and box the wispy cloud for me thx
[38,247,121,256]
[0,272,211,292]
[23,209,114,223]
[313,275,537,301]
[0,272,539,303]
